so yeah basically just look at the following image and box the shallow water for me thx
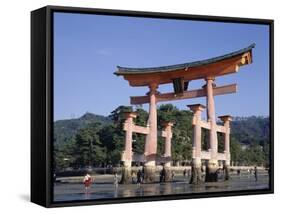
[54,174,269,202]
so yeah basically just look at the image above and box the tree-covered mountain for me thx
[231,116,269,145]
[53,105,270,171]
[54,113,112,146]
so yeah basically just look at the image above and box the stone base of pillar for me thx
[164,167,172,182]
[205,161,218,182]
[224,165,230,181]
[189,165,203,184]
[120,166,132,184]
[144,165,156,183]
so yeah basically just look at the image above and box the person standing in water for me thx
[83,173,93,192]
[171,171,175,181]
[183,169,187,179]
[137,169,142,187]
[254,166,258,182]
[114,172,119,187]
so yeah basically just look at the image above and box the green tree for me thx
[74,123,105,167]
[99,124,124,165]
[241,144,265,166]
[230,136,242,164]
[158,104,193,163]
[53,136,77,171]
[109,105,132,124]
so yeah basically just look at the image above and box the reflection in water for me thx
[136,186,144,197]
[160,183,172,195]
[114,185,118,198]
[54,174,269,202]
[123,188,133,197]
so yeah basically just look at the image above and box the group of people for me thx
[130,168,146,186]
[236,166,258,181]
[132,167,177,186]
[82,166,261,192]
[248,166,258,181]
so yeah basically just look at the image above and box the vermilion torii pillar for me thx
[205,77,219,182]
[163,121,173,167]
[162,121,173,181]
[123,112,137,166]
[120,112,137,184]
[219,115,232,180]
[188,104,205,184]
[144,83,159,182]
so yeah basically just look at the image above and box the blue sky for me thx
[54,12,269,121]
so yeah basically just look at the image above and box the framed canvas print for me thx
[31,5,274,207]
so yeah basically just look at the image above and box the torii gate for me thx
[115,44,255,183]
[120,111,173,183]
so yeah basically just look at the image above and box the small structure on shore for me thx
[115,44,255,184]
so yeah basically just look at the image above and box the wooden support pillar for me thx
[188,104,206,184]
[205,77,219,182]
[162,121,174,181]
[120,112,137,184]
[144,83,158,182]
[219,115,232,181]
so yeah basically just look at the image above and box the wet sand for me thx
[54,172,269,202]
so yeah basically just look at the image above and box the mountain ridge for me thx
[54,112,112,145]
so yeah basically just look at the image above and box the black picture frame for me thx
[31,5,274,208]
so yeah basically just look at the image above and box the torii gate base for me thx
[143,121,174,183]
[205,162,219,182]
[164,167,172,182]
[224,164,230,181]
[120,161,132,184]
[143,166,156,183]
[120,112,173,184]
[190,163,203,184]
[188,104,232,184]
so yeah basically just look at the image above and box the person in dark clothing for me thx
[237,169,241,177]
[171,171,175,181]
[163,168,167,182]
[183,169,187,178]
[254,166,258,182]
[159,170,164,183]
[137,169,142,187]
[159,167,167,182]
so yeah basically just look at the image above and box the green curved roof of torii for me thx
[114,43,255,75]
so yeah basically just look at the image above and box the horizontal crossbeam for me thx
[192,120,227,133]
[123,123,150,135]
[131,84,237,105]
[199,151,226,160]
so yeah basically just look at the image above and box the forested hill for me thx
[53,105,270,170]
[54,111,269,147]
[54,113,112,146]
[231,116,269,145]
